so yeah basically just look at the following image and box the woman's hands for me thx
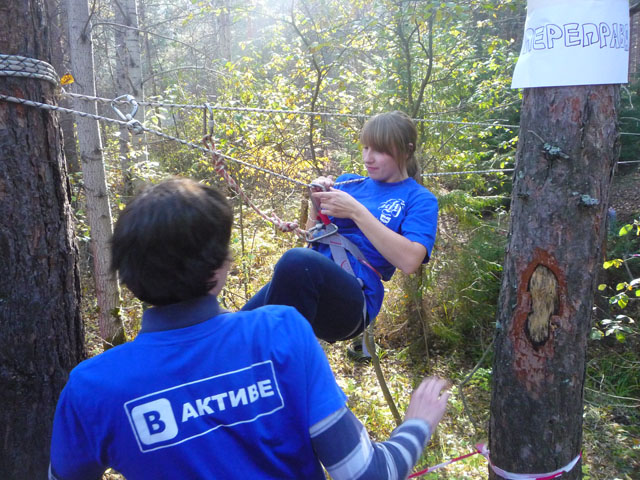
[312,188,366,220]
[404,377,451,433]
[310,175,334,191]
[308,175,427,274]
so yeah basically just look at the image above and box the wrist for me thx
[350,202,369,224]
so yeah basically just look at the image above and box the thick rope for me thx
[0,54,59,86]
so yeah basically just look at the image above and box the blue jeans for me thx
[242,248,366,342]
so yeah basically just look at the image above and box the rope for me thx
[408,444,582,479]
[423,168,514,177]
[202,135,306,237]
[408,448,482,478]
[3,92,634,191]
[62,91,520,129]
[0,92,312,188]
[59,91,640,138]
[62,91,640,137]
[0,54,59,86]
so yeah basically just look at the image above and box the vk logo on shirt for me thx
[378,199,405,225]
[130,398,178,445]
[124,361,284,453]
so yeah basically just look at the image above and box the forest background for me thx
[47,0,638,478]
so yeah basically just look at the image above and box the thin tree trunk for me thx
[489,85,619,479]
[114,0,147,198]
[0,1,84,477]
[67,0,126,348]
[217,0,232,60]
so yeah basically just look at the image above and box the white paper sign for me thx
[511,0,630,88]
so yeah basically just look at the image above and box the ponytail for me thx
[407,155,419,179]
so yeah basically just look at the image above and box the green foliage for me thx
[420,191,507,355]
[619,81,640,163]
[593,218,640,343]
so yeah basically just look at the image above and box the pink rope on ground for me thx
[408,444,582,480]
[408,450,480,478]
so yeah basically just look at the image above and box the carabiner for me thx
[204,103,214,137]
[111,94,143,134]
[306,182,339,242]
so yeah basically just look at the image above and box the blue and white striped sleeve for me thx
[310,407,432,480]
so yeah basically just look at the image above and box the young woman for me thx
[242,111,438,347]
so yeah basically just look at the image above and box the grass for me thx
[324,331,639,479]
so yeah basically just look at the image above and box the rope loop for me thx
[0,53,59,86]
[126,118,144,135]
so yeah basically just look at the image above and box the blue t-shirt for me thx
[50,297,347,480]
[312,174,438,320]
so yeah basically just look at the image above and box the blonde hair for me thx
[360,111,418,178]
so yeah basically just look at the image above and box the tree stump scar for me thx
[509,248,569,396]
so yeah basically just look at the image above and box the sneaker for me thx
[346,338,372,364]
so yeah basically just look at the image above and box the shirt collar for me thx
[140,295,226,333]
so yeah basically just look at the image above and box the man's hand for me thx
[404,377,451,432]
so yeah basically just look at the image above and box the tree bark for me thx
[67,0,126,348]
[0,1,84,477]
[217,0,232,61]
[48,0,80,173]
[489,85,619,479]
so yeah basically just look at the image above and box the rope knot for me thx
[126,119,144,135]
[269,214,299,232]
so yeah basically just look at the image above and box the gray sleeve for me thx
[310,407,432,480]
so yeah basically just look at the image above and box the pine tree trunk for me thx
[489,85,619,479]
[67,0,125,348]
[0,1,84,477]
[49,0,80,173]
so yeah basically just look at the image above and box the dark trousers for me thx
[242,248,366,342]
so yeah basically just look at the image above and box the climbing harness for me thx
[312,232,381,341]
[313,233,381,280]
[305,185,384,342]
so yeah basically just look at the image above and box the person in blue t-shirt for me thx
[243,111,438,352]
[49,178,449,480]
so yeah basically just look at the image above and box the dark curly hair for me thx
[110,178,233,306]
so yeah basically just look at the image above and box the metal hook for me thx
[111,94,143,134]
